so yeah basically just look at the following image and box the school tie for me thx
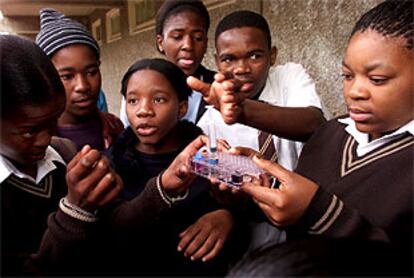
[258,130,278,162]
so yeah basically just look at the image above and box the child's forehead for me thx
[128,69,175,92]
[346,30,412,60]
[217,26,268,45]
[165,9,207,30]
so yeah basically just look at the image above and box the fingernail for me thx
[190,256,195,261]
[106,173,113,181]
[81,145,90,154]
[177,246,182,252]
[80,157,91,167]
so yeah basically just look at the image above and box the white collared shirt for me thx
[0,146,66,184]
[338,117,414,157]
[197,63,322,171]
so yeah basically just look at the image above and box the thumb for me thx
[253,155,290,181]
[187,76,211,98]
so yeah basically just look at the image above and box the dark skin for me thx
[0,95,122,212]
[187,26,326,142]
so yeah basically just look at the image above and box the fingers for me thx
[191,235,222,262]
[67,155,113,209]
[178,225,199,253]
[66,148,102,185]
[253,155,290,181]
[199,239,224,262]
[241,182,281,207]
[216,138,231,151]
[66,145,91,172]
[229,146,258,157]
[187,76,211,98]
[89,172,123,207]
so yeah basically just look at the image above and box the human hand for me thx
[161,135,231,196]
[65,145,123,212]
[211,146,260,192]
[187,73,252,124]
[241,155,319,226]
[178,209,234,262]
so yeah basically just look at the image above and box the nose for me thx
[34,128,53,148]
[233,59,251,76]
[136,99,154,117]
[74,74,90,93]
[181,35,194,51]
[346,77,370,101]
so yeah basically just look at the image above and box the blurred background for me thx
[0,0,382,118]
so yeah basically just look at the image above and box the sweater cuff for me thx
[296,187,344,235]
[53,208,96,236]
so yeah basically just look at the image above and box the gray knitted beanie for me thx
[35,8,100,58]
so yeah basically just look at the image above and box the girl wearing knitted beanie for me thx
[36,8,124,152]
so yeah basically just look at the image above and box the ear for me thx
[178,100,188,119]
[270,46,277,66]
[156,34,165,53]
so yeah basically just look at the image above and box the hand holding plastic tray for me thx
[190,147,264,189]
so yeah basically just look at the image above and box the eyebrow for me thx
[218,48,265,59]
[169,28,205,33]
[342,60,388,71]
[57,63,99,72]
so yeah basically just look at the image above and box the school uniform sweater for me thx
[291,118,413,264]
[104,120,239,276]
[1,161,67,275]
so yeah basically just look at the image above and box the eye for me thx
[127,98,138,105]
[341,72,353,81]
[86,68,98,77]
[193,35,204,42]
[60,74,73,81]
[250,53,261,60]
[22,131,35,138]
[369,76,388,85]
[221,56,234,64]
[154,96,166,104]
[171,34,183,40]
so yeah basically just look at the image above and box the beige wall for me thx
[2,0,382,118]
[99,0,382,119]
[99,0,261,117]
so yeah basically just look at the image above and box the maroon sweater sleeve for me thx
[23,177,169,275]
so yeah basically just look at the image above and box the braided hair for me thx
[350,0,414,50]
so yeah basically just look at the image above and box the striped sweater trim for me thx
[341,135,414,177]
[309,194,344,234]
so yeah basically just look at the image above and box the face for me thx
[156,10,208,76]
[125,69,187,154]
[0,94,65,174]
[51,44,101,124]
[342,30,414,140]
[215,27,277,99]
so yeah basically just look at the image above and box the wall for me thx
[96,0,383,118]
[99,0,261,116]
[263,0,382,118]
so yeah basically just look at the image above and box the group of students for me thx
[0,0,412,276]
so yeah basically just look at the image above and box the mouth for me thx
[136,124,158,136]
[348,107,372,122]
[177,57,195,67]
[73,97,96,108]
[31,149,47,160]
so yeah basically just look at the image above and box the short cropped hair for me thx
[350,0,413,50]
[0,35,65,118]
[215,10,272,50]
[120,58,192,102]
[155,0,210,36]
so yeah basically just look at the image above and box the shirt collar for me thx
[338,117,414,156]
[0,146,66,184]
